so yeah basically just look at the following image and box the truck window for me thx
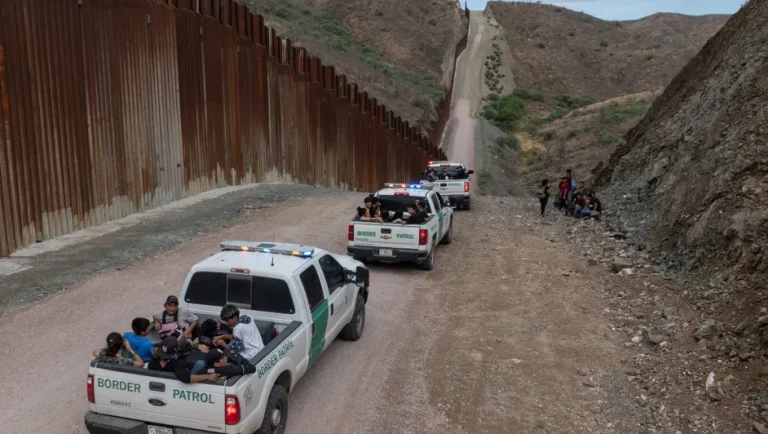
[299,266,325,311]
[185,272,227,306]
[184,272,295,314]
[377,195,432,214]
[318,255,344,294]
[431,193,442,212]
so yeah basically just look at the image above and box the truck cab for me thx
[85,241,369,434]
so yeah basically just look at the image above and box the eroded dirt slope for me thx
[486,2,729,101]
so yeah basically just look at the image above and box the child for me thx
[214,304,265,361]
[153,295,199,340]
[123,317,155,362]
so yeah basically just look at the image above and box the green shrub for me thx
[555,95,597,110]
[541,130,556,141]
[537,42,546,49]
[482,93,526,130]
[600,40,609,47]
[567,130,578,139]
[428,18,438,25]
[274,8,289,18]
[496,135,520,150]
[512,88,543,101]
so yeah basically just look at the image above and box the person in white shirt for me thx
[214,304,265,360]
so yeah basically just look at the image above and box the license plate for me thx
[148,426,173,434]
[440,186,447,190]
[379,248,393,257]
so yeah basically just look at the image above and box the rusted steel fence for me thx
[432,3,470,149]
[0,0,446,257]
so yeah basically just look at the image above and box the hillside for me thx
[486,1,729,101]
[517,91,657,188]
[596,0,768,279]
[241,0,468,135]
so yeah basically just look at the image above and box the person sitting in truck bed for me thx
[190,349,257,380]
[122,317,155,362]
[148,336,219,383]
[92,332,145,368]
[153,295,198,341]
[402,203,429,224]
[438,168,450,180]
[213,304,265,361]
[423,167,437,181]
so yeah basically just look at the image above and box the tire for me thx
[256,384,288,434]
[353,256,368,264]
[440,221,453,245]
[340,295,366,341]
[464,199,471,210]
[420,248,435,270]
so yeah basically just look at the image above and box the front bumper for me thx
[85,412,215,434]
[348,246,427,263]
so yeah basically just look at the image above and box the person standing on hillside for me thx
[537,179,550,217]
[565,169,576,209]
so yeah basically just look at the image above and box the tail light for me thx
[348,225,354,241]
[225,394,241,425]
[87,374,95,403]
[464,182,470,192]
[418,229,428,246]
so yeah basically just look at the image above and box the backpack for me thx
[536,186,546,198]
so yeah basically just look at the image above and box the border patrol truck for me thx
[347,183,454,270]
[84,241,370,434]
[419,161,474,210]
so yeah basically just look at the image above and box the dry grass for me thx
[241,0,467,132]
[486,2,728,102]
[518,91,657,187]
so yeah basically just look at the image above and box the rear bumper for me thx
[348,246,427,263]
[84,412,215,434]
[445,195,470,206]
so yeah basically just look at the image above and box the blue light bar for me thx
[220,241,315,258]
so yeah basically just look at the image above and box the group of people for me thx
[353,195,431,225]
[92,296,266,383]
[422,166,468,181]
[537,169,603,218]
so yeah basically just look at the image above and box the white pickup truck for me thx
[84,241,370,434]
[419,161,475,210]
[347,183,453,270]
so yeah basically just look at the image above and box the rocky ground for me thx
[553,202,767,434]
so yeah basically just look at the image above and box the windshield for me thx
[422,165,467,180]
[376,195,432,214]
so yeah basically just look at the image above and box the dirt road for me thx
[444,12,492,169]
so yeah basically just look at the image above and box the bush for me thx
[274,8,289,18]
[428,18,438,25]
[512,88,543,101]
[482,93,526,130]
[555,94,597,110]
[537,42,546,49]
[496,135,520,150]
[541,130,556,141]
[600,40,609,47]
[567,130,578,139]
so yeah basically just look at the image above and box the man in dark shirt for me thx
[403,203,430,224]
[147,337,218,383]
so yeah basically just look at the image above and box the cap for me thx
[204,349,226,366]
[165,295,179,305]
[157,336,178,360]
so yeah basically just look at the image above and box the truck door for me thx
[428,193,446,241]
[298,264,330,366]
[317,254,353,343]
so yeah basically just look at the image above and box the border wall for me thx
[0,0,447,257]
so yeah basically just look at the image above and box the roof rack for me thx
[220,241,316,258]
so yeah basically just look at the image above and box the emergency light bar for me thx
[220,241,315,258]
[384,183,433,190]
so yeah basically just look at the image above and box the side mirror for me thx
[356,266,369,286]
[468,170,475,175]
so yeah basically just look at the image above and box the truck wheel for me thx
[420,249,435,271]
[256,384,289,434]
[440,221,453,245]
[464,199,471,210]
[341,295,366,341]
[353,256,368,264]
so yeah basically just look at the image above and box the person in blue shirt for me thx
[123,317,155,362]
